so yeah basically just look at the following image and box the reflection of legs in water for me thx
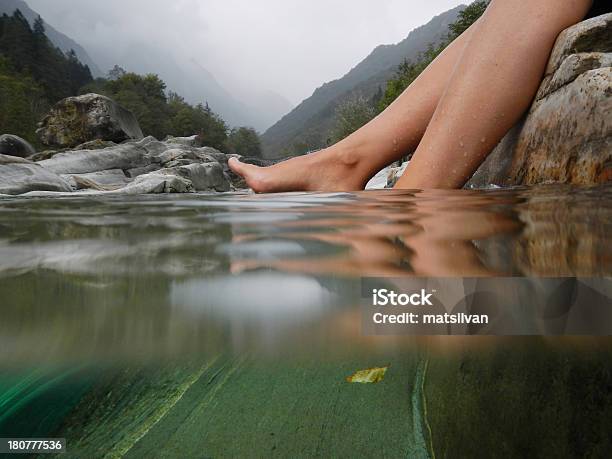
[230,190,522,276]
[229,0,591,192]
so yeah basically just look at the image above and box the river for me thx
[0,185,611,457]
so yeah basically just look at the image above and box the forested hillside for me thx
[0,10,93,144]
[261,5,465,158]
[0,0,102,76]
[328,1,487,149]
[0,9,261,155]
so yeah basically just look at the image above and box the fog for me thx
[26,0,464,129]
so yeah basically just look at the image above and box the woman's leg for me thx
[229,20,479,192]
[395,0,592,189]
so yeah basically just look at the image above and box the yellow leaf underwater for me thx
[345,365,389,384]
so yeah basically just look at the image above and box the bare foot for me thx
[228,148,370,193]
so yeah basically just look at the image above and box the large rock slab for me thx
[36,93,144,148]
[0,155,72,195]
[509,68,611,185]
[467,14,612,188]
[39,143,151,175]
[0,134,36,158]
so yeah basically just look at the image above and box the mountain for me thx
[0,0,102,77]
[261,5,465,158]
[0,0,281,131]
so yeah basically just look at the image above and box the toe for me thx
[228,157,267,192]
[228,157,247,176]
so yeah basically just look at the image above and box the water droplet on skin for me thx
[459,141,465,147]
[463,152,468,157]
[480,137,486,143]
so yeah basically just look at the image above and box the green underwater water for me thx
[2,343,612,458]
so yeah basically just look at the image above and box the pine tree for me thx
[107,64,126,81]
[33,15,45,36]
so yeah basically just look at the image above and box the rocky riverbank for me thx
[0,94,273,196]
[0,135,261,196]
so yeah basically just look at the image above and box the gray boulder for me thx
[0,154,72,195]
[39,143,151,175]
[173,162,230,192]
[36,93,144,148]
[110,171,194,194]
[0,134,36,158]
[467,14,612,188]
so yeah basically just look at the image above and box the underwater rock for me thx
[467,13,612,188]
[0,134,36,158]
[36,93,144,148]
[0,154,72,195]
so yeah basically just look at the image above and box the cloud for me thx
[26,0,464,105]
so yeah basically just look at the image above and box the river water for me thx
[0,185,611,457]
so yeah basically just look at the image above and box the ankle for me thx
[327,144,361,169]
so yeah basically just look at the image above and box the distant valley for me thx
[261,6,464,158]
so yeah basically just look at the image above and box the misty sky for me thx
[27,0,464,106]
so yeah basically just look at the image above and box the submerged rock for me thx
[36,93,144,148]
[467,13,612,188]
[0,134,36,158]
